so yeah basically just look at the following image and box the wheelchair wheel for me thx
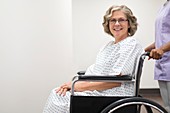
[101,97,167,113]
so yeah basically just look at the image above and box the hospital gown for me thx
[43,37,143,113]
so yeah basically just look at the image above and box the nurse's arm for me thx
[150,41,170,59]
[160,41,170,53]
[145,42,155,52]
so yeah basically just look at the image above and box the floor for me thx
[139,89,165,113]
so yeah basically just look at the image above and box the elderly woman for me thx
[43,5,143,113]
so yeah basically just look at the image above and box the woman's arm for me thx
[56,81,121,96]
[74,81,121,92]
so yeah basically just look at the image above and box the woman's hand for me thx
[56,82,71,96]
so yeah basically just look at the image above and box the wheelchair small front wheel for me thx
[101,97,167,113]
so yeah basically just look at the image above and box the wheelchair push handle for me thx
[143,52,150,56]
[144,51,164,60]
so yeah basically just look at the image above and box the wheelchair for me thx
[70,52,168,113]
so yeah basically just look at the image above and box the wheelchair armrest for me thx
[76,71,132,81]
[77,75,132,81]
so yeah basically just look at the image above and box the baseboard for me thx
[139,88,160,96]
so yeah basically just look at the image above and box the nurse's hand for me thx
[150,48,164,60]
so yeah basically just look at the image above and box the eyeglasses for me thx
[109,18,128,24]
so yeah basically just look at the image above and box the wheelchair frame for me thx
[70,52,167,113]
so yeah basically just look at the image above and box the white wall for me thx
[0,0,166,113]
[0,0,73,113]
[72,0,165,88]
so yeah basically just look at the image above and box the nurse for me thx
[145,0,170,112]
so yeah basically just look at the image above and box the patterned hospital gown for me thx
[43,37,143,113]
